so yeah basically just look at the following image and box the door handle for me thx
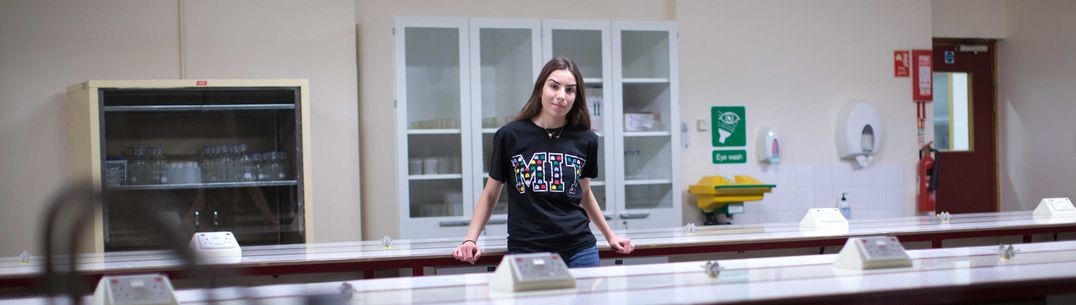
[439,220,470,227]
[619,213,650,220]
[604,214,613,221]
[440,219,507,227]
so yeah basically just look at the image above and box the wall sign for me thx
[894,50,910,77]
[712,106,747,164]
[711,106,745,146]
[713,150,747,164]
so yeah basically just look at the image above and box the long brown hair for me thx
[514,56,591,130]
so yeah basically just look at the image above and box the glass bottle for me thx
[238,144,255,182]
[199,146,212,183]
[150,147,166,184]
[266,152,282,181]
[256,153,269,181]
[129,147,145,185]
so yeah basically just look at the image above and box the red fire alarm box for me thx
[911,50,932,101]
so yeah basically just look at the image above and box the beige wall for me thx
[933,0,1007,38]
[355,0,676,239]
[676,0,932,224]
[998,0,1076,211]
[0,0,181,256]
[0,0,360,255]
[181,0,362,244]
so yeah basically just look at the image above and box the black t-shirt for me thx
[489,119,599,254]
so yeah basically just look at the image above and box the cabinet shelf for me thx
[624,179,672,186]
[624,131,671,137]
[103,104,295,112]
[622,78,670,84]
[107,180,298,191]
[409,174,464,180]
[408,129,462,135]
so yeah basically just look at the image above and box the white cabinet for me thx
[470,18,543,237]
[395,17,539,238]
[542,19,616,224]
[609,21,681,230]
[396,17,680,238]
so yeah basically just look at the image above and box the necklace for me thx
[544,126,564,139]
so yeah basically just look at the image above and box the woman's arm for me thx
[452,178,504,264]
[579,178,634,254]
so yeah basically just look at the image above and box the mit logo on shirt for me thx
[511,152,586,194]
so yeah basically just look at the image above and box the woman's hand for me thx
[452,240,482,264]
[608,235,634,254]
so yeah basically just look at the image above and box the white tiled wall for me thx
[718,163,906,225]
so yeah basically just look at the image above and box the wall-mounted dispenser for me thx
[757,127,781,164]
[836,102,883,168]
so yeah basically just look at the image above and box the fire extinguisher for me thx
[917,142,939,213]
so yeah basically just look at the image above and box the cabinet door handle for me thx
[439,220,471,227]
[604,214,613,221]
[619,213,650,220]
[440,219,506,227]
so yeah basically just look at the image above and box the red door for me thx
[932,40,998,213]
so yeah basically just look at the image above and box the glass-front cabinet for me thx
[542,19,616,225]
[470,19,543,236]
[395,17,541,238]
[66,80,311,252]
[396,17,680,238]
[395,17,472,238]
[611,22,681,230]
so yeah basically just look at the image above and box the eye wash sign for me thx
[712,106,746,164]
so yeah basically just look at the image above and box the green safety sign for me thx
[712,106,745,147]
[713,150,747,164]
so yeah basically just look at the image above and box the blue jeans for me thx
[508,245,600,268]
[559,245,600,268]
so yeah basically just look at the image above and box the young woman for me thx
[451,57,633,268]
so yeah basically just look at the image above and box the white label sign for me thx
[834,236,912,270]
[94,274,178,305]
[490,253,575,293]
[1033,197,1076,219]
[189,231,242,261]
[800,208,849,230]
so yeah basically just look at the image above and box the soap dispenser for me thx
[838,193,851,219]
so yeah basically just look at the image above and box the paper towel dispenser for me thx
[836,102,883,168]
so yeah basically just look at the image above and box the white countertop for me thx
[3,210,1073,281]
[5,239,1075,304]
